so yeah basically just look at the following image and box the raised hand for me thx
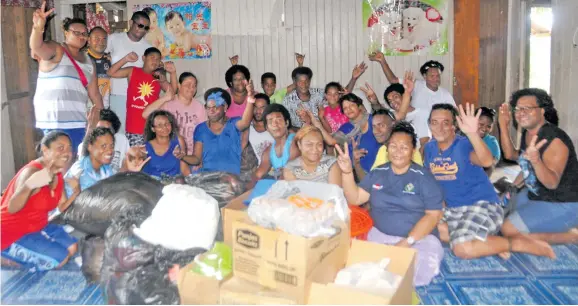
[33,1,55,31]
[25,162,53,189]
[305,110,320,128]
[360,82,377,102]
[164,61,176,73]
[125,52,139,63]
[352,62,368,79]
[351,138,368,164]
[456,103,481,136]
[295,53,305,66]
[498,102,511,128]
[368,51,385,63]
[244,79,256,103]
[163,86,175,101]
[402,71,415,94]
[523,135,547,164]
[173,144,185,160]
[229,55,239,65]
[335,143,353,174]
[125,146,150,172]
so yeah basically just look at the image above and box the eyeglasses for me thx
[136,23,150,31]
[68,30,89,38]
[513,106,541,114]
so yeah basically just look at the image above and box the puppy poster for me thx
[134,1,212,60]
[362,0,448,56]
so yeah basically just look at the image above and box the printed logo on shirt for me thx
[133,81,157,108]
[429,157,458,181]
[372,184,383,190]
[403,183,415,195]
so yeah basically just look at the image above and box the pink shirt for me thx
[161,98,207,154]
[225,88,248,118]
[324,105,349,133]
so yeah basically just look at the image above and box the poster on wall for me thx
[134,1,212,60]
[362,0,449,56]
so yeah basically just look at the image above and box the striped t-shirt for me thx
[33,51,94,129]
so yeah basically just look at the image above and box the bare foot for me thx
[512,236,556,259]
[498,252,511,260]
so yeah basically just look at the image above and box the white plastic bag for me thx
[334,259,402,298]
[247,180,349,238]
[132,184,219,251]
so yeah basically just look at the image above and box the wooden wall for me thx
[1,6,44,171]
[453,0,480,107]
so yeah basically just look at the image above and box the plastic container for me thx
[349,205,373,240]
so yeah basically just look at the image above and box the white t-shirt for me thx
[404,108,431,147]
[249,124,274,165]
[409,79,456,112]
[106,32,152,96]
[78,133,130,172]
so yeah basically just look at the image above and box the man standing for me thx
[87,27,111,109]
[106,11,152,133]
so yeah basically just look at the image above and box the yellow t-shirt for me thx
[371,145,423,170]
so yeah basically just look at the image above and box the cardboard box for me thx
[221,190,251,247]
[177,261,231,305]
[231,215,350,304]
[219,276,298,305]
[307,239,416,305]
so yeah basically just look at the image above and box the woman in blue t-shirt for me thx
[142,110,190,180]
[335,121,444,287]
[476,107,501,177]
[311,93,380,179]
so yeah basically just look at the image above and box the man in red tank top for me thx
[107,47,177,146]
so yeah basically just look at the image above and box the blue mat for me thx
[2,244,577,305]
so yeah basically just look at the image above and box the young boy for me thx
[107,47,176,146]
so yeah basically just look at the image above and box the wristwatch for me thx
[406,236,416,246]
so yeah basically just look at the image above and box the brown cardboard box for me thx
[221,190,251,247]
[219,276,298,305]
[231,215,350,304]
[307,239,416,305]
[177,261,231,305]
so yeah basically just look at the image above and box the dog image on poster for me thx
[135,1,212,59]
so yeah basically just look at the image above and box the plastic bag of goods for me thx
[133,184,220,251]
[59,172,164,235]
[191,242,232,281]
[247,180,349,237]
[184,171,245,208]
[334,258,402,298]
[79,235,105,283]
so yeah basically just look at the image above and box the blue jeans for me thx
[507,188,578,233]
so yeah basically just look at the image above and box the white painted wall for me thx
[56,0,454,100]
[550,0,578,146]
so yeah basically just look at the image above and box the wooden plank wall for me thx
[1,6,43,170]
[453,0,480,107]
[478,0,509,111]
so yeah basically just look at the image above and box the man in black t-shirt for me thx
[87,27,111,109]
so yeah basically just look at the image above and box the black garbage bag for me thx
[60,172,163,236]
[184,171,245,208]
[240,143,259,184]
[79,235,105,283]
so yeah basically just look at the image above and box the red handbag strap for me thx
[62,46,88,88]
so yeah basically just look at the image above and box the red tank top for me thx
[126,67,161,134]
[1,161,64,250]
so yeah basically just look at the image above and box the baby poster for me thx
[362,0,449,56]
[134,1,212,60]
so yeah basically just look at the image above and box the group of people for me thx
[1,1,577,288]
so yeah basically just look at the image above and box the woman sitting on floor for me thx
[284,125,342,186]
[142,110,191,180]
[499,88,578,248]
[336,122,444,286]
[1,131,80,271]
[476,106,500,177]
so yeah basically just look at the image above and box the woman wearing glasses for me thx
[141,110,191,179]
[30,2,104,158]
[498,88,578,251]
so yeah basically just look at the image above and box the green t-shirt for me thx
[269,88,288,104]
